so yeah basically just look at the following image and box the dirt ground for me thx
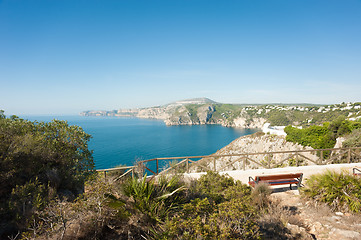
[271,187,361,240]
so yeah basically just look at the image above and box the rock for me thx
[194,133,317,172]
[334,137,346,148]
[308,221,327,235]
[329,216,341,222]
[286,223,314,239]
[330,228,360,239]
[335,212,344,216]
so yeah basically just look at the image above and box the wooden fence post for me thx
[320,151,323,164]
[186,159,189,173]
[347,148,351,163]
[156,159,159,174]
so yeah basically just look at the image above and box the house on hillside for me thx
[262,123,287,136]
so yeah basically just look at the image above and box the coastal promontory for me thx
[81,98,361,129]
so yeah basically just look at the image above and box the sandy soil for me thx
[271,189,361,240]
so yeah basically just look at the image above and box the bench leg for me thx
[290,184,292,190]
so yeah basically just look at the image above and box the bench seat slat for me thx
[264,180,298,185]
[256,174,302,181]
[249,179,298,186]
[249,173,303,189]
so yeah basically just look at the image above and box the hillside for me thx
[189,132,318,173]
[81,99,361,128]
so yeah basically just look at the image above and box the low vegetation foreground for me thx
[1,110,361,239]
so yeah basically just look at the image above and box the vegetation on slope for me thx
[3,107,361,239]
[83,101,361,127]
[285,117,361,150]
[0,111,94,238]
[179,102,361,127]
[4,166,307,239]
[302,171,361,213]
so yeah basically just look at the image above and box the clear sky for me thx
[1,0,361,115]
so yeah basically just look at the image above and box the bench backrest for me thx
[256,173,302,181]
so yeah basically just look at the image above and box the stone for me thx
[335,212,344,216]
[330,228,360,239]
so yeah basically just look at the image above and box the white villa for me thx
[262,123,287,136]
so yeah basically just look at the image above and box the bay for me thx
[21,115,257,169]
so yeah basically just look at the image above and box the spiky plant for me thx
[122,175,185,222]
[302,170,361,212]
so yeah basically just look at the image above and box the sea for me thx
[21,115,257,170]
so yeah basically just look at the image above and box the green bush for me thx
[193,171,236,203]
[122,175,185,223]
[8,178,48,224]
[0,114,94,238]
[285,124,334,149]
[156,172,261,239]
[301,171,361,212]
[161,197,260,240]
[343,128,361,148]
[267,111,291,126]
[285,118,361,151]
[223,183,252,201]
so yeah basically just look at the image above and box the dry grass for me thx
[258,198,313,240]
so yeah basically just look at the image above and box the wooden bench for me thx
[353,168,361,176]
[248,173,303,190]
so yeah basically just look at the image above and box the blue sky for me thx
[1,0,361,115]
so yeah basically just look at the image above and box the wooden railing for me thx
[96,147,361,180]
[96,166,135,181]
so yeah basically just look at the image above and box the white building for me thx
[262,123,287,136]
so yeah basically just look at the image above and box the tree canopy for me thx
[284,117,361,150]
[0,112,94,236]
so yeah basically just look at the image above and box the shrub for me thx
[214,199,260,239]
[161,198,261,240]
[8,178,48,225]
[193,171,236,203]
[23,177,127,240]
[301,171,361,212]
[160,198,217,239]
[156,172,261,239]
[285,118,361,152]
[122,175,185,223]
[267,111,291,126]
[223,182,252,201]
[251,182,272,210]
[285,124,335,150]
[343,128,361,148]
[0,114,94,238]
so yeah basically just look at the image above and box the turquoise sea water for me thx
[22,116,257,169]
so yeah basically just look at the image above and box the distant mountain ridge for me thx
[166,98,218,106]
[80,99,361,128]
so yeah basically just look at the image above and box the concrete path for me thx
[183,162,361,185]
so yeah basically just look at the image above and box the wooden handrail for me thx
[96,166,134,172]
[98,147,361,180]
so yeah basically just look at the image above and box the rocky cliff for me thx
[190,132,318,172]
[81,99,361,129]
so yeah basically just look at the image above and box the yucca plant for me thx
[122,175,155,213]
[122,175,185,222]
[302,170,361,212]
